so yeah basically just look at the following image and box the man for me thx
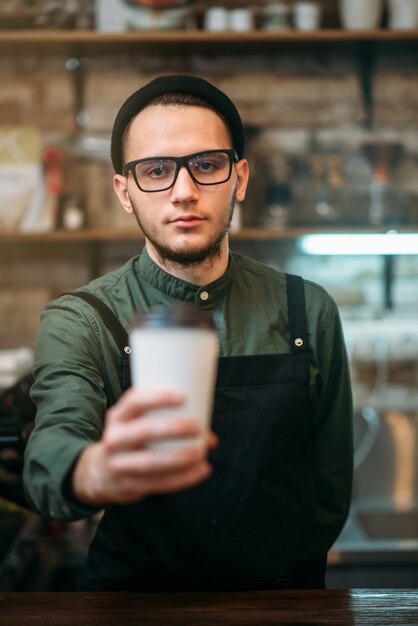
[24,75,353,591]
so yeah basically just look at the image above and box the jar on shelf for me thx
[387,0,418,29]
[57,193,87,231]
[338,0,383,29]
[260,3,292,31]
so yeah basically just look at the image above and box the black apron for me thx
[79,274,327,591]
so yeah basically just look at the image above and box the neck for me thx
[145,237,230,286]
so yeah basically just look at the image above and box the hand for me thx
[72,387,217,507]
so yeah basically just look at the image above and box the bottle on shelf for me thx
[369,161,390,226]
[362,141,407,227]
[56,192,87,231]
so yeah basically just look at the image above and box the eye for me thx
[148,165,167,178]
[191,153,228,173]
[197,160,216,172]
[139,160,174,179]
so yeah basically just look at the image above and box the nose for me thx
[170,165,199,204]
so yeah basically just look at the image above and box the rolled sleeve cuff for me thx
[24,433,102,522]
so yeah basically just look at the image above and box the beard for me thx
[128,191,236,270]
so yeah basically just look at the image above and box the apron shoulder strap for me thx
[60,291,131,390]
[285,273,307,354]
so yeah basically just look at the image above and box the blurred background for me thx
[1,0,418,591]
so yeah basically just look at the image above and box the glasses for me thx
[122,149,239,193]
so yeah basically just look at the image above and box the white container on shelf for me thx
[388,0,418,29]
[203,6,229,31]
[339,0,383,29]
[293,2,321,31]
[95,0,126,31]
[124,4,191,30]
[228,8,254,32]
[96,0,191,32]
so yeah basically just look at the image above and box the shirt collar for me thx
[136,247,234,306]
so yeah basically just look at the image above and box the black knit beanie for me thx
[110,74,245,174]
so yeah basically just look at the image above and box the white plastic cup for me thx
[203,7,229,31]
[339,0,383,29]
[228,8,254,32]
[129,305,219,450]
[293,2,321,31]
[388,0,418,29]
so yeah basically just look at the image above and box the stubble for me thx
[128,191,236,274]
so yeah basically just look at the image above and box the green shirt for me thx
[23,249,353,548]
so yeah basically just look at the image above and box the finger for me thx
[110,461,213,503]
[108,443,206,474]
[139,461,213,494]
[106,387,185,425]
[104,415,203,452]
[207,430,219,450]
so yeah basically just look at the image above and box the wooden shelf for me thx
[0,227,416,243]
[0,29,417,42]
[0,229,144,242]
[0,29,417,48]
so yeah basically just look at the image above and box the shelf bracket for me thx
[357,42,376,130]
[382,254,395,310]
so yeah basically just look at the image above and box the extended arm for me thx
[23,299,214,521]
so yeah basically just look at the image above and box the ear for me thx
[235,159,249,203]
[113,174,134,215]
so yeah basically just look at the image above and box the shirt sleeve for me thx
[308,292,354,549]
[23,298,111,521]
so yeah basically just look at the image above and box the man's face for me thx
[113,104,249,268]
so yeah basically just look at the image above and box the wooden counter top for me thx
[1,589,418,625]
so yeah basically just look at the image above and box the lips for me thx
[171,215,205,228]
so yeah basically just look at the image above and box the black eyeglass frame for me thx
[122,149,239,193]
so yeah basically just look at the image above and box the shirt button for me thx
[200,291,209,301]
